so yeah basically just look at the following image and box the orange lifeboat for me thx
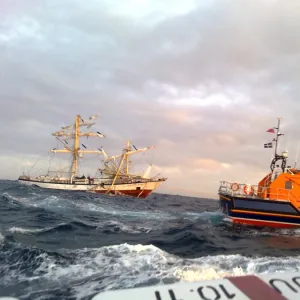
[218,118,300,228]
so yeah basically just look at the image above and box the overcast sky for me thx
[1,0,300,198]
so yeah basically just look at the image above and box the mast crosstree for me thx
[49,115,105,178]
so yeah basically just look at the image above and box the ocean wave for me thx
[7,222,96,236]
[8,227,50,234]
[98,220,152,234]
[1,243,300,300]
[3,181,300,300]
[7,220,152,237]
[2,192,30,203]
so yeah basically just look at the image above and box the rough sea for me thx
[1,179,300,300]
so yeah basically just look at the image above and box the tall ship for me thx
[218,118,300,228]
[18,115,167,198]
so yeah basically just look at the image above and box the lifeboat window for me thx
[136,187,141,190]
[285,181,293,190]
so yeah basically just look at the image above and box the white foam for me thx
[98,221,152,234]
[1,192,61,208]
[1,192,28,203]
[7,220,152,236]
[6,243,300,300]
[0,232,4,244]
[8,227,46,234]
[70,245,300,299]
[8,224,67,235]
[183,211,222,218]
[175,266,245,281]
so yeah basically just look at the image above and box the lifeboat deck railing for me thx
[218,181,300,207]
[219,181,259,198]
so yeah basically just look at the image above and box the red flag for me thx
[266,128,275,133]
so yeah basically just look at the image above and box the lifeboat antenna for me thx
[274,117,281,157]
[270,117,286,172]
[294,141,300,169]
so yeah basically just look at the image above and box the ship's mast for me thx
[105,150,127,194]
[73,115,80,176]
[105,141,155,163]
[49,115,105,179]
[104,141,155,194]
[125,140,130,174]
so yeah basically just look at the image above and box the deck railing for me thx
[218,181,259,198]
[218,181,300,208]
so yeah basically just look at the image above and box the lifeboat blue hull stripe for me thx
[233,198,298,213]
[231,211,300,224]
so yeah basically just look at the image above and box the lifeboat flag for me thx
[266,128,275,133]
[264,142,273,148]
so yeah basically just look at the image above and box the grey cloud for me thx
[1,0,300,196]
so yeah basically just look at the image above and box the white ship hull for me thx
[18,178,165,198]
[18,179,94,191]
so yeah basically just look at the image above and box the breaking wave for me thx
[1,242,300,300]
